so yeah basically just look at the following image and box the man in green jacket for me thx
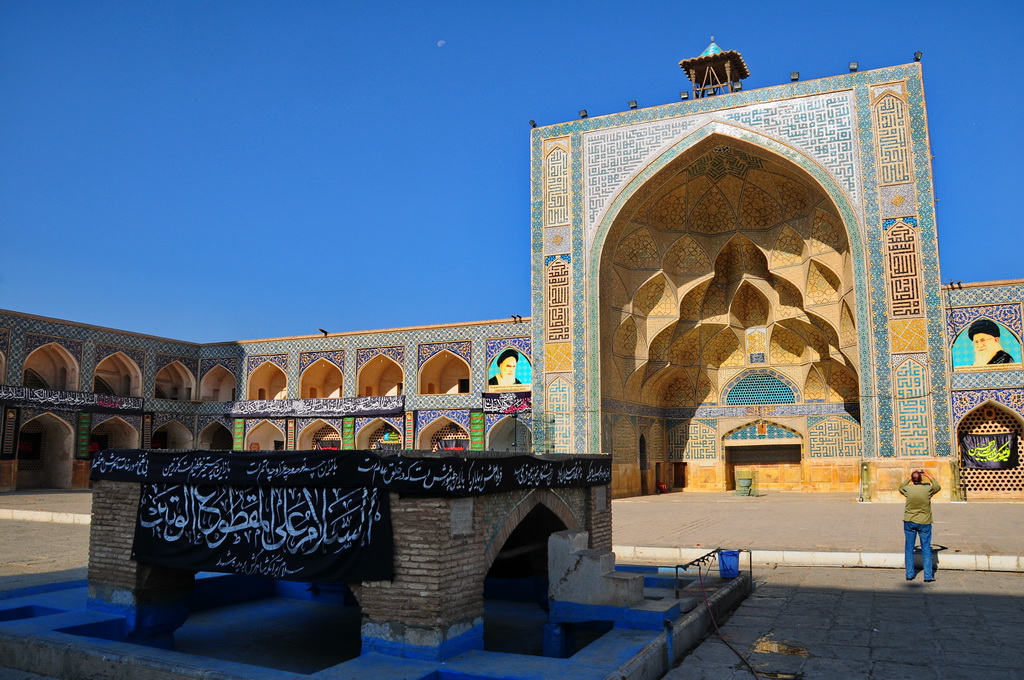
[899,469,941,582]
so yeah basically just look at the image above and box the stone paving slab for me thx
[666,566,1024,679]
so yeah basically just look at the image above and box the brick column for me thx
[87,480,195,646]
[352,494,486,661]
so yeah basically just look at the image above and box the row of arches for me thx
[7,346,487,401]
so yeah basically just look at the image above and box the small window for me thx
[458,378,470,393]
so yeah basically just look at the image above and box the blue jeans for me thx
[904,521,934,579]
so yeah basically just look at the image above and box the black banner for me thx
[482,391,532,415]
[133,483,392,582]
[225,396,404,419]
[0,385,144,414]
[91,449,611,496]
[960,433,1019,469]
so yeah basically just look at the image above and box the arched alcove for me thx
[298,421,342,450]
[22,343,79,391]
[419,350,470,395]
[152,420,193,450]
[91,416,139,450]
[487,416,532,452]
[358,355,403,397]
[248,362,287,401]
[16,413,75,489]
[200,365,237,402]
[198,422,234,450]
[154,361,196,401]
[245,421,285,451]
[93,353,143,397]
[300,359,343,399]
[417,418,469,451]
[355,419,402,450]
[957,401,1024,497]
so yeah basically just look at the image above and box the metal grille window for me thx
[725,373,796,405]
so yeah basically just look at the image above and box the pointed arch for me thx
[704,328,743,368]
[245,421,285,451]
[357,354,404,398]
[482,489,581,573]
[806,260,841,305]
[417,417,469,452]
[152,420,193,450]
[300,358,343,399]
[91,415,139,449]
[663,235,711,276]
[771,224,805,268]
[731,282,769,328]
[355,418,402,450]
[487,415,533,452]
[199,364,237,402]
[93,352,142,398]
[298,420,342,450]
[247,362,288,401]
[154,361,196,401]
[16,412,75,489]
[198,422,234,450]
[22,342,79,391]
[723,369,799,405]
[419,349,470,395]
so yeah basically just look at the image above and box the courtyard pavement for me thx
[0,489,1022,679]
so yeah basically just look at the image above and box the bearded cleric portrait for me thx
[969,319,1016,366]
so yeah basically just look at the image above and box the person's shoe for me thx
[924,578,936,582]
[906,577,914,580]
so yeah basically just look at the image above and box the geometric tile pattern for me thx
[723,420,800,440]
[889,318,928,353]
[871,84,913,185]
[884,219,924,318]
[95,343,146,372]
[245,354,288,374]
[417,341,472,367]
[894,359,930,457]
[951,388,1024,426]
[356,346,405,372]
[808,415,863,458]
[416,409,471,433]
[154,354,199,377]
[544,141,570,228]
[299,350,345,373]
[485,336,532,364]
[667,418,717,460]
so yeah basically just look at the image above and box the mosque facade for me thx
[2,46,1023,501]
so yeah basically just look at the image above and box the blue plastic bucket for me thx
[718,550,740,579]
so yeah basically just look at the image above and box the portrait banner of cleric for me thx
[969,318,1016,366]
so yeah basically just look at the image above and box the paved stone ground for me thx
[668,566,1024,679]
[612,492,1024,556]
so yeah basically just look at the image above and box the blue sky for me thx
[2,1,1021,343]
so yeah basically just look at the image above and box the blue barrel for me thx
[718,550,740,579]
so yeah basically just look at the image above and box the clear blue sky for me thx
[2,1,1021,343]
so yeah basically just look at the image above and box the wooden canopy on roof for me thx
[679,48,750,98]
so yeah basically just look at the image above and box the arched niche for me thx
[245,421,284,451]
[417,417,468,452]
[298,420,342,450]
[91,416,139,450]
[300,359,343,399]
[487,416,533,452]
[596,135,859,426]
[419,350,470,395]
[152,420,193,450]
[956,401,1024,497]
[358,355,404,397]
[0,351,6,386]
[247,362,287,401]
[198,422,234,450]
[355,419,402,450]
[154,361,196,401]
[16,413,75,489]
[200,364,237,402]
[93,352,142,397]
[22,343,79,391]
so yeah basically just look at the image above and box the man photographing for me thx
[899,469,941,582]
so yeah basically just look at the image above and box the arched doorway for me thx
[91,416,139,451]
[419,350,470,395]
[722,419,803,491]
[957,402,1024,499]
[198,422,234,450]
[154,361,196,401]
[487,416,533,452]
[596,137,860,496]
[200,364,237,402]
[300,359,343,399]
[152,420,193,450]
[22,343,79,391]
[93,352,142,397]
[245,421,285,451]
[358,355,403,397]
[16,413,75,489]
